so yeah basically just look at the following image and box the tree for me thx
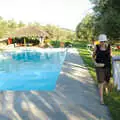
[44,24,74,41]
[76,13,96,41]
[0,16,75,41]
[18,21,25,28]
[7,19,17,29]
[89,0,120,40]
[0,17,8,38]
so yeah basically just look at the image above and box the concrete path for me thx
[0,48,111,120]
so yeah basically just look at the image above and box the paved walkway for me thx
[0,48,111,120]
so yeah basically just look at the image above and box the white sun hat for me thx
[98,34,108,42]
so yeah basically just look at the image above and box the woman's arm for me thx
[110,46,112,57]
[92,45,96,61]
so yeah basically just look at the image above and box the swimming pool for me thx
[0,48,66,90]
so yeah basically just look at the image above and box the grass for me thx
[73,40,120,120]
[112,50,120,55]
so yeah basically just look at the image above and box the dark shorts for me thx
[96,67,111,83]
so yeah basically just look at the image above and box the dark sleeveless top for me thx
[95,44,111,68]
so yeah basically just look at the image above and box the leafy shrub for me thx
[64,41,72,47]
[50,40,60,48]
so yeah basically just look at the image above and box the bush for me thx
[64,41,72,47]
[50,40,60,48]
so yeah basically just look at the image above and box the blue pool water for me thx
[0,49,66,90]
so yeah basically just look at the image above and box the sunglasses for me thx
[100,41,106,43]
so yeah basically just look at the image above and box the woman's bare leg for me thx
[104,82,109,95]
[99,82,105,104]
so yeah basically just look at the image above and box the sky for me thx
[0,0,93,30]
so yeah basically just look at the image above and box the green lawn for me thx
[73,40,120,120]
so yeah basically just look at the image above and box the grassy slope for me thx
[73,40,120,120]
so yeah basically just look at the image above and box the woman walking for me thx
[92,34,112,105]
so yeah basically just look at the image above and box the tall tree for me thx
[90,0,120,40]
[76,13,96,41]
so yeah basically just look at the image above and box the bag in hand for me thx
[94,62,104,67]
